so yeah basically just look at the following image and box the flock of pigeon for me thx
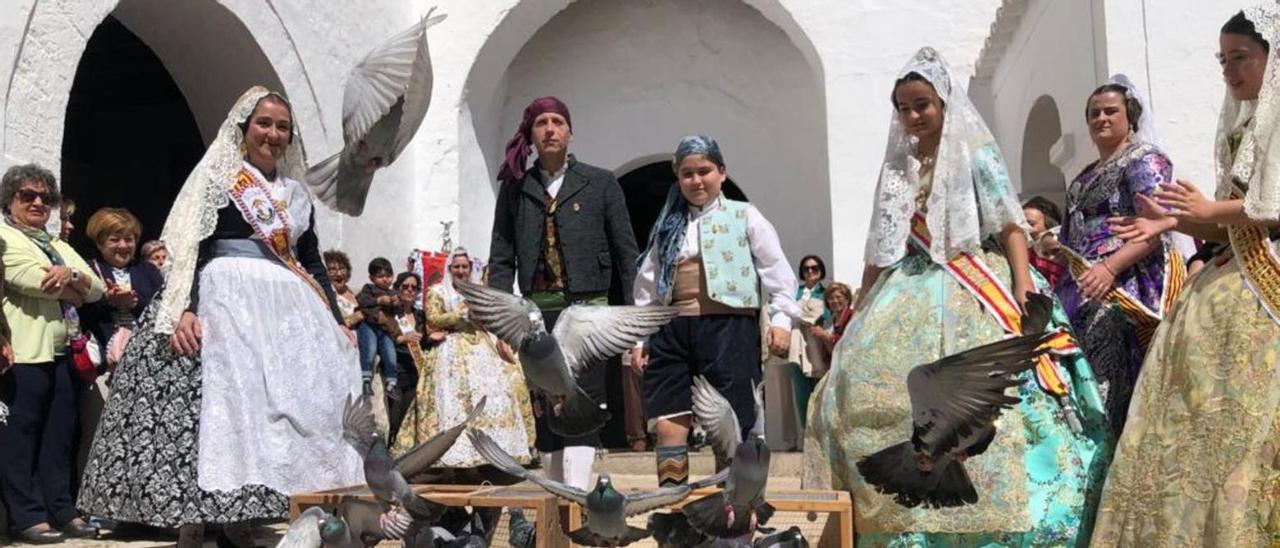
[282,8,1067,545]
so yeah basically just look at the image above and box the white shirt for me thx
[634,197,801,329]
[540,165,568,199]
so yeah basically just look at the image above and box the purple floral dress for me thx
[1055,141,1171,436]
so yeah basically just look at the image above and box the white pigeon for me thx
[306,8,446,215]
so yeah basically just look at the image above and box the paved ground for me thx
[8,451,829,547]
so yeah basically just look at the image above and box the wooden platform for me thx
[291,483,853,548]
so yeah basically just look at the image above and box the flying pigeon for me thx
[274,507,332,548]
[342,393,486,521]
[855,293,1059,509]
[306,9,446,215]
[273,502,411,548]
[453,279,677,436]
[683,376,774,539]
[469,429,727,546]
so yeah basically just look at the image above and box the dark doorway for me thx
[598,161,747,449]
[61,16,204,256]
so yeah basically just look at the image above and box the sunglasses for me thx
[15,189,54,205]
[802,265,822,272]
[399,284,420,291]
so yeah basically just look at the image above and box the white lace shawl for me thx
[1217,3,1280,221]
[864,47,1028,267]
[153,86,308,334]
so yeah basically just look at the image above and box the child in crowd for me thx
[356,257,400,397]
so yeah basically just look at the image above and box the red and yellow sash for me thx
[1058,244,1186,351]
[1227,186,1280,326]
[229,168,328,303]
[909,212,1077,399]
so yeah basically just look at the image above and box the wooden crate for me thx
[290,484,569,548]
[565,487,854,548]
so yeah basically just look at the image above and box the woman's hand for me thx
[170,311,202,356]
[767,326,790,356]
[0,340,13,374]
[428,330,447,343]
[1012,276,1034,312]
[398,332,423,345]
[1155,180,1217,223]
[809,325,833,343]
[496,340,516,363]
[105,285,139,311]
[1078,262,1117,301]
[340,326,357,347]
[630,344,649,371]
[40,265,73,294]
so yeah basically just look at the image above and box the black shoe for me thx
[17,526,65,545]
[362,379,374,396]
[59,517,98,539]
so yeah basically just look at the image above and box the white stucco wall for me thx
[495,0,831,263]
[3,0,1005,285]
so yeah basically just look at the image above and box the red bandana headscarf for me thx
[498,96,572,184]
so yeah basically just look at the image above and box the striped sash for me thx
[909,213,1079,403]
[1058,244,1186,351]
[1228,186,1280,326]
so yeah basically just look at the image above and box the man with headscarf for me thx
[489,96,639,491]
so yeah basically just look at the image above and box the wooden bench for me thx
[291,484,853,547]
[290,484,570,548]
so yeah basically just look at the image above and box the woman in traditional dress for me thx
[1053,75,1183,436]
[77,87,363,547]
[1091,7,1280,545]
[803,48,1110,546]
[392,247,535,482]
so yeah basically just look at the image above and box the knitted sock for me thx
[656,445,689,487]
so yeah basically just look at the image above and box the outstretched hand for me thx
[1154,180,1215,223]
[1108,194,1176,245]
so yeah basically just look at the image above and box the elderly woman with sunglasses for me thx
[0,163,105,544]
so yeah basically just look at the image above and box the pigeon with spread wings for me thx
[469,429,727,546]
[856,293,1059,509]
[682,376,774,539]
[306,9,445,215]
[452,278,677,436]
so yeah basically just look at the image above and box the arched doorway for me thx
[1021,95,1067,207]
[60,16,204,253]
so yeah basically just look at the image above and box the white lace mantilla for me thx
[154,86,309,334]
[1217,4,1280,220]
[865,47,1027,267]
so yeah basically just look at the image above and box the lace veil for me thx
[864,47,1027,267]
[153,86,308,334]
[1217,3,1280,221]
[439,246,471,313]
[1109,74,1163,149]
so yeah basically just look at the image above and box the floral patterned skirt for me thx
[804,250,1111,547]
[1090,257,1280,547]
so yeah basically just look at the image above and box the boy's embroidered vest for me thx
[697,198,759,308]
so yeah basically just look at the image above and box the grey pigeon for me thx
[334,499,413,548]
[453,279,677,436]
[506,508,535,548]
[856,293,1058,509]
[306,9,445,215]
[685,377,774,539]
[343,393,486,520]
[753,526,807,548]
[469,429,727,547]
[274,507,332,548]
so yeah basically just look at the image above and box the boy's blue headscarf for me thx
[639,135,725,301]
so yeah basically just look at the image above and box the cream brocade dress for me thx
[391,284,535,467]
[1090,139,1280,546]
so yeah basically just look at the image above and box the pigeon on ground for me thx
[274,507,332,548]
[856,293,1059,509]
[506,508,536,548]
[469,429,727,546]
[753,526,808,548]
[453,279,677,436]
[683,376,774,539]
[306,9,446,215]
[648,512,713,548]
[342,393,486,521]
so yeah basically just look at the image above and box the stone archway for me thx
[2,0,322,176]
[1020,94,1068,206]
[457,0,830,266]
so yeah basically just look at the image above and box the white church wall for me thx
[1103,0,1256,193]
[979,0,1104,201]
[496,0,831,264]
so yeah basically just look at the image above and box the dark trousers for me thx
[387,352,419,443]
[0,358,81,531]
[644,315,762,439]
